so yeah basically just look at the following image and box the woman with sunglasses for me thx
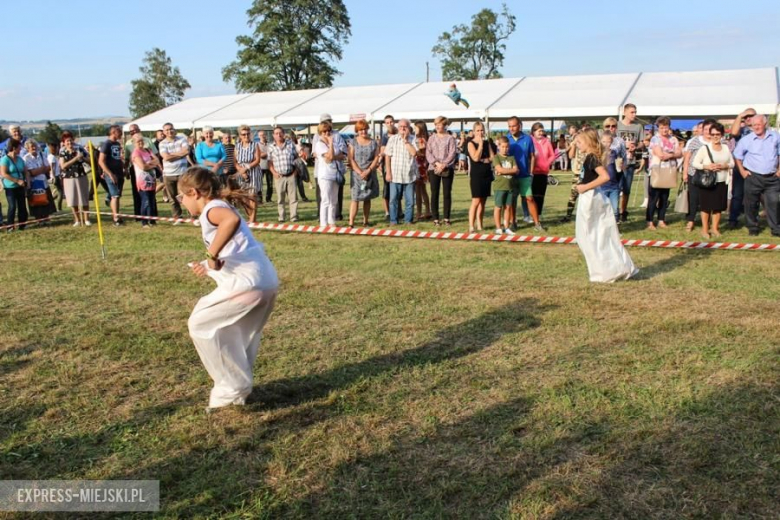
[234,125,262,224]
[690,122,734,239]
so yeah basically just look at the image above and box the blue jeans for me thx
[5,188,28,229]
[139,190,155,224]
[389,182,415,224]
[599,186,620,221]
[729,168,744,224]
[620,165,636,196]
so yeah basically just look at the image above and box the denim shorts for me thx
[620,165,635,195]
[104,173,123,198]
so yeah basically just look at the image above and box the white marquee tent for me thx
[124,67,779,132]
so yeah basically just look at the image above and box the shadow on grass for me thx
[0,397,200,481]
[273,379,778,518]
[251,298,551,410]
[547,379,780,519]
[633,248,713,280]
[0,343,37,378]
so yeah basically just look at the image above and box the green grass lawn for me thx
[1,173,778,518]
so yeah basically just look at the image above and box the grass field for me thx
[1,173,779,518]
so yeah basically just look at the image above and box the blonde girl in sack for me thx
[574,129,638,283]
[178,167,279,409]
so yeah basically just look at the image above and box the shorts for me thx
[494,190,512,207]
[513,176,533,198]
[104,174,123,198]
[620,165,636,195]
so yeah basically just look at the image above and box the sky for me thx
[2,0,778,121]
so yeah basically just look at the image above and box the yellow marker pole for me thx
[87,141,107,259]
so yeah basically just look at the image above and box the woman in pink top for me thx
[530,122,556,217]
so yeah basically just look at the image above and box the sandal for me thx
[444,219,452,227]
[700,231,711,240]
[685,222,694,232]
[647,223,657,230]
[433,220,441,227]
[658,221,668,229]
[711,230,722,238]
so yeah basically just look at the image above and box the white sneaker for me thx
[84,220,92,226]
[504,227,515,236]
[73,221,81,227]
[640,198,648,209]
[494,228,503,235]
[523,216,533,224]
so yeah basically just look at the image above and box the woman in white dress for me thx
[178,167,279,409]
[574,128,638,283]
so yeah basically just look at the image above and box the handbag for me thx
[650,165,677,189]
[674,180,689,213]
[693,145,717,189]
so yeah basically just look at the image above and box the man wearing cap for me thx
[727,108,756,229]
[0,125,28,159]
[733,114,780,237]
[313,113,347,220]
[124,124,159,222]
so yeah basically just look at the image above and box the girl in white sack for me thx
[574,128,638,283]
[178,167,279,409]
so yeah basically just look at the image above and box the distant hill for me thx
[0,116,130,130]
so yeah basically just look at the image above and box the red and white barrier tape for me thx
[0,212,73,231]
[83,211,780,252]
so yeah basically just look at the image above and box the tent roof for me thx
[195,88,328,128]
[488,73,640,119]
[123,94,250,132]
[376,77,522,121]
[125,67,779,130]
[624,68,779,117]
[277,83,421,125]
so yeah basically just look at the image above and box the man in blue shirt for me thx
[506,116,542,232]
[0,125,28,159]
[733,114,780,236]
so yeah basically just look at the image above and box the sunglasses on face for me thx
[605,125,617,129]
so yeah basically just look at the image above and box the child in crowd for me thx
[491,136,518,235]
[131,135,161,228]
[446,83,470,109]
[599,132,622,222]
[574,129,637,283]
[179,167,279,410]
[47,142,64,211]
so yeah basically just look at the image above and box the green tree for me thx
[222,0,351,92]
[128,48,191,118]
[89,124,107,136]
[432,3,516,81]
[37,121,63,145]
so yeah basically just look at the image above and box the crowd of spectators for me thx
[1,105,778,239]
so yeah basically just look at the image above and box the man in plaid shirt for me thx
[384,119,418,224]
[268,126,299,222]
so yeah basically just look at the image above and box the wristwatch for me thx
[205,251,219,262]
